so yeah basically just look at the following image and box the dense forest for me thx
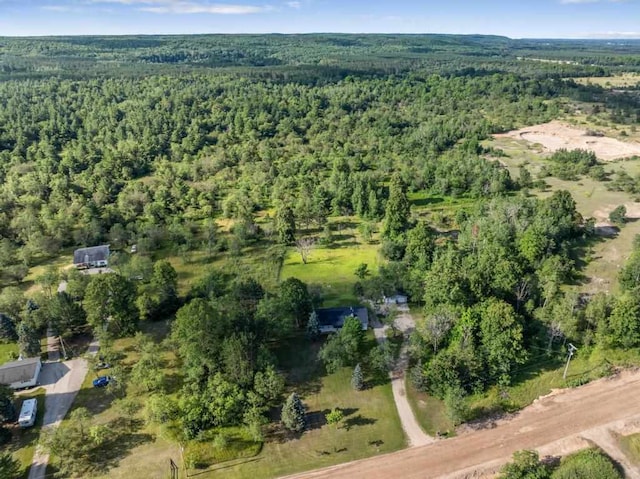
[1,34,640,477]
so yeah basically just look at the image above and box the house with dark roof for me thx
[73,245,110,269]
[316,306,369,334]
[0,357,41,390]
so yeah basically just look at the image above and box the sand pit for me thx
[495,120,640,161]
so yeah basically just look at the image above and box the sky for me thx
[0,0,639,39]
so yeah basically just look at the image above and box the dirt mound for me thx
[495,121,640,161]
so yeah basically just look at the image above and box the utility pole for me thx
[563,343,578,380]
[59,336,67,360]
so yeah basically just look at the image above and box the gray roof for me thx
[317,306,369,329]
[73,245,110,264]
[0,357,40,385]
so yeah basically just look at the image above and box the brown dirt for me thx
[494,120,640,161]
[282,369,640,479]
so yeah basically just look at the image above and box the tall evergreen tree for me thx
[275,205,296,244]
[0,314,17,343]
[382,174,411,239]
[307,311,320,339]
[17,321,40,358]
[281,392,306,433]
[351,363,364,391]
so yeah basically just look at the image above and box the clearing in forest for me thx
[494,120,640,161]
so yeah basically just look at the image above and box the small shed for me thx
[0,357,41,390]
[316,307,369,334]
[73,245,110,269]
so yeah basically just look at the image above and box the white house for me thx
[0,357,42,390]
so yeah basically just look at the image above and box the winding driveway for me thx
[372,304,433,447]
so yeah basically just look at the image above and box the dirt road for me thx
[284,369,640,479]
[372,305,433,447]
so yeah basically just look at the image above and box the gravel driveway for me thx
[372,304,433,447]
[27,358,90,479]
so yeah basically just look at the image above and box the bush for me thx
[609,205,627,226]
[551,448,621,479]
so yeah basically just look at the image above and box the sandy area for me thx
[494,120,640,161]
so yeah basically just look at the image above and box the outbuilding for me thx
[0,357,41,390]
[73,244,110,269]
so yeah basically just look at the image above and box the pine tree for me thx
[382,174,411,239]
[275,206,296,245]
[307,311,320,339]
[17,321,40,358]
[0,314,17,343]
[351,363,364,391]
[281,392,306,432]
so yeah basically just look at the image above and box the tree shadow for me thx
[411,197,444,208]
[273,334,323,397]
[306,409,329,431]
[343,414,377,431]
[91,417,154,472]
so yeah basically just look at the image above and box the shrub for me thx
[551,448,621,479]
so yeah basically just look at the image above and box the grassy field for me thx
[619,432,640,465]
[281,243,380,307]
[195,367,405,479]
[573,73,640,88]
[0,342,18,363]
[7,388,46,479]
[405,379,454,436]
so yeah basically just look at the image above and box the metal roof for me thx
[73,245,110,264]
[0,357,41,386]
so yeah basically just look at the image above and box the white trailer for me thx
[18,398,37,428]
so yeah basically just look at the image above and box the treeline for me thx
[2,35,638,79]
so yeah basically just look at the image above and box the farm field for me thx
[573,73,640,88]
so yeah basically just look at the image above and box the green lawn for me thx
[405,379,454,437]
[0,342,18,363]
[281,244,380,307]
[8,388,46,479]
[196,367,405,479]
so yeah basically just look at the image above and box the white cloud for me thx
[286,1,301,8]
[586,31,640,38]
[139,2,269,14]
[41,5,72,10]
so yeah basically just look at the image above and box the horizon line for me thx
[1,32,640,40]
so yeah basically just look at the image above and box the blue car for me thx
[92,376,111,388]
